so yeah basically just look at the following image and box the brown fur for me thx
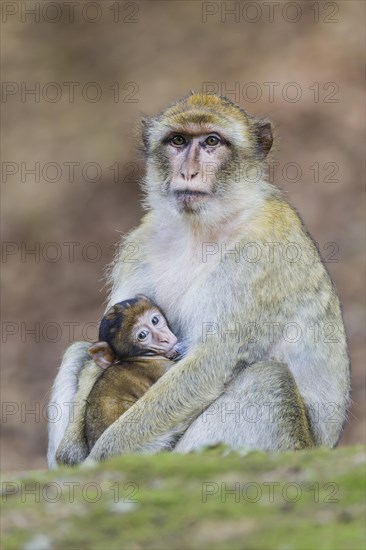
[85,357,172,450]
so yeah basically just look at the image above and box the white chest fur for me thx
[145,222,222,331]
[152,243,215,320]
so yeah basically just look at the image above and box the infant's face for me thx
[132,309,179,358]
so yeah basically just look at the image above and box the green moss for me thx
[1,446,365,549]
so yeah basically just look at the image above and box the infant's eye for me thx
[138,330,148,341]
[171,135,186,147]
[205,135,220,146]
[151,316,159,326]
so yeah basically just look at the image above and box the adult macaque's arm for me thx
[87,341,240,460]
[88,242,254,460]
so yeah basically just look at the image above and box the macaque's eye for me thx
[151,315,159,326]
[137,330,149,341]
[205,135,220,147]
[171,135,186,147]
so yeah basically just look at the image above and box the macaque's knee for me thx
[244,361,314,450]
[175,361,314,453]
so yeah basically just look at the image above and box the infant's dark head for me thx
[89,295,182,369]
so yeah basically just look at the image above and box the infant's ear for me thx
[89,342,115,369]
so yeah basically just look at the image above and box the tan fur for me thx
[49,94,350,466]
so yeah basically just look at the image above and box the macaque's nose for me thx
[159,332,177,346]
[158,330,170,343]
[180,144,200,181]
[180,168,199,181]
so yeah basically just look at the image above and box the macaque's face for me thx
[90,298,182,369]
[144,94,273,219]
[162,130,231,214]
[133,308,179,359]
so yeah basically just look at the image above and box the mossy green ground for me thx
[1,446,365,549]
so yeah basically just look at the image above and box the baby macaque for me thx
[85,294,184,450]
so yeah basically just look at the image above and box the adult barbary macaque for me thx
[48,93,350,468]
[55,295,183,465]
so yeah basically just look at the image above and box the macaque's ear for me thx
[255,121,273,160]
[89,342,115,370]
[140,117,150,153]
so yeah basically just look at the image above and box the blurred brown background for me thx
[1,0,365,471]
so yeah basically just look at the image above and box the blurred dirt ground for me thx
[1,1,365,470]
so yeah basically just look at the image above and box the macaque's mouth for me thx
[174,190,210,198]
[165,341,186,361]
[165,345,178,359]
[173,190,211,211]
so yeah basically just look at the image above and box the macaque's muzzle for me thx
[165,340,186,361]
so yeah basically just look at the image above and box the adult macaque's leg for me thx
[174,361,314,453]
[47,342,91,469]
